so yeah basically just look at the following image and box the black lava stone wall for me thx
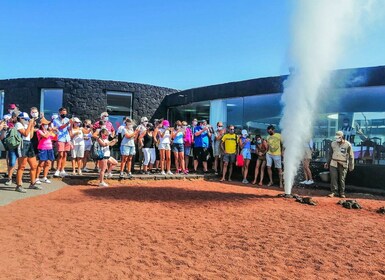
[0,78,178,122]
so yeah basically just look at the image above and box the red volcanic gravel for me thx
[0,179,384,279]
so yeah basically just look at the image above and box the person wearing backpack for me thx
[15,112,39,193]
[1,113,21,186]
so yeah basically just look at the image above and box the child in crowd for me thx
[70,117,85,175]
[97,128,118,187]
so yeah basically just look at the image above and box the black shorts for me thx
[193,147,209,162]
[18,140,36,158]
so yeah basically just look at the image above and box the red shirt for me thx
[93,120,115,134]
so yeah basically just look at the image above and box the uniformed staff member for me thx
[324,131,354,198]
[341,118,356,144]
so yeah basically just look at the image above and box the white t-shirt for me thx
[72,129,85,146]
[159,128,171,144]
[15,122,30,141]
[101,139,110,157]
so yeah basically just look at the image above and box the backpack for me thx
[184,127,193,146]
[3,128,22,150]
[90,139,104,160]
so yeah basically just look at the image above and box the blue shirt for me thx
[193,126,209,148]
[173,131,184,144]
[241,136,251,149]
[53,117,71,142]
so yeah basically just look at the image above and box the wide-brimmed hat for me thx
[40,117,51,125]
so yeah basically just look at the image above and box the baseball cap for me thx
[162,120,170,127]
[18,112,30,121]
[73,117,81,123]
[141,117,149,123]
[241,129,248,136]
[8,104,17,109]
[335,131,344,138]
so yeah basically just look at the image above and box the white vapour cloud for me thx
[280,0,379,194]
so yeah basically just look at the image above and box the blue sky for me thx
[1,0,384,90]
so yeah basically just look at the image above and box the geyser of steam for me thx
[280,0,368,195]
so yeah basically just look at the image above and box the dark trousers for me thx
[330,164,348,195]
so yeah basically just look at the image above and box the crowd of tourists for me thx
[1,103,353,197]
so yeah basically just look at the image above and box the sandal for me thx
[267,182,273,187]
[258,182,263,186]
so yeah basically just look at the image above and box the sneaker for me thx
[167,171,173,175]
[119,173,125,179]
[305,180,314,185]
[98,182,109,187]
[82,168,90,172]
[300,180,308,184]
[242,179,249,184]
[29,184,42,190]
[106,173,113,179]
[183,170,189,175]
[35,179,42,185]
[160,171,166,175]
[78,170,83,175]
[327,193,336,198]
[4,179,12,186]
[15,185,26,193]
[146,171,151,175]
[54,170,60,177]
[60,171,67,177]
[42,178,51,184]
[340,194,346,198]
[72,170,77,175]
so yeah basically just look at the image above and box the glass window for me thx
[106,91,133,130]
[226,98,243,129]
[0,90,4,118]
[40,89,63,119]
[169,101,210,125]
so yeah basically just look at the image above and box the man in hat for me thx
[324,131,355,198]
[3,104,20,128]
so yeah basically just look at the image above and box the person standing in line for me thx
[300,138,314,185]
[2,113,19,186]
[155,120,173,175]
[220,125,238,182]
[182,121,193,173]
[213,122,225,175]
[136,117,149,173]
[36,118,55,184]
[239,129,252,184]
[93,112,115,137]
[52,108,72,177]
[70,117,85,175]
[15,112,39,193]
[193,120,211,173]
[139,123,156,174]
[119,118,138,178]
[266,125,284,188]
[82,119,93,172]
[251,135,268,186]
[97,128,118,187]
[324,131,354,198]
[171,120,186,174]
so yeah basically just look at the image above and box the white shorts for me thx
[71,145,85,158]
[266,153,282,169]
[158,143,171,150]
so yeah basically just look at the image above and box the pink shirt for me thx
[37,130,54,150]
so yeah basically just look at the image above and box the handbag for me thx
[236,154,244,167]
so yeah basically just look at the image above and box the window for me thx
[0,90,4,118]
[40,89,63,119]
[106,91,133,130]
[168,101,210,125]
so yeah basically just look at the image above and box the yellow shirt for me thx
[222,133,238,154]
[267,133,282,156]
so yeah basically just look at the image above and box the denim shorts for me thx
[241,148,252,160]
[184,146,191,156]
[7,149,18,167]
[120,145,136,156]
[39,149,55,161]
[172,143,184,153]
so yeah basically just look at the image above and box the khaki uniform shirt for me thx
[328,140,354,170]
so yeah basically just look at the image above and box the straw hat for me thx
[40,117,51,125]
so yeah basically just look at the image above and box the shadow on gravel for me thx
[80,185,277,203]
